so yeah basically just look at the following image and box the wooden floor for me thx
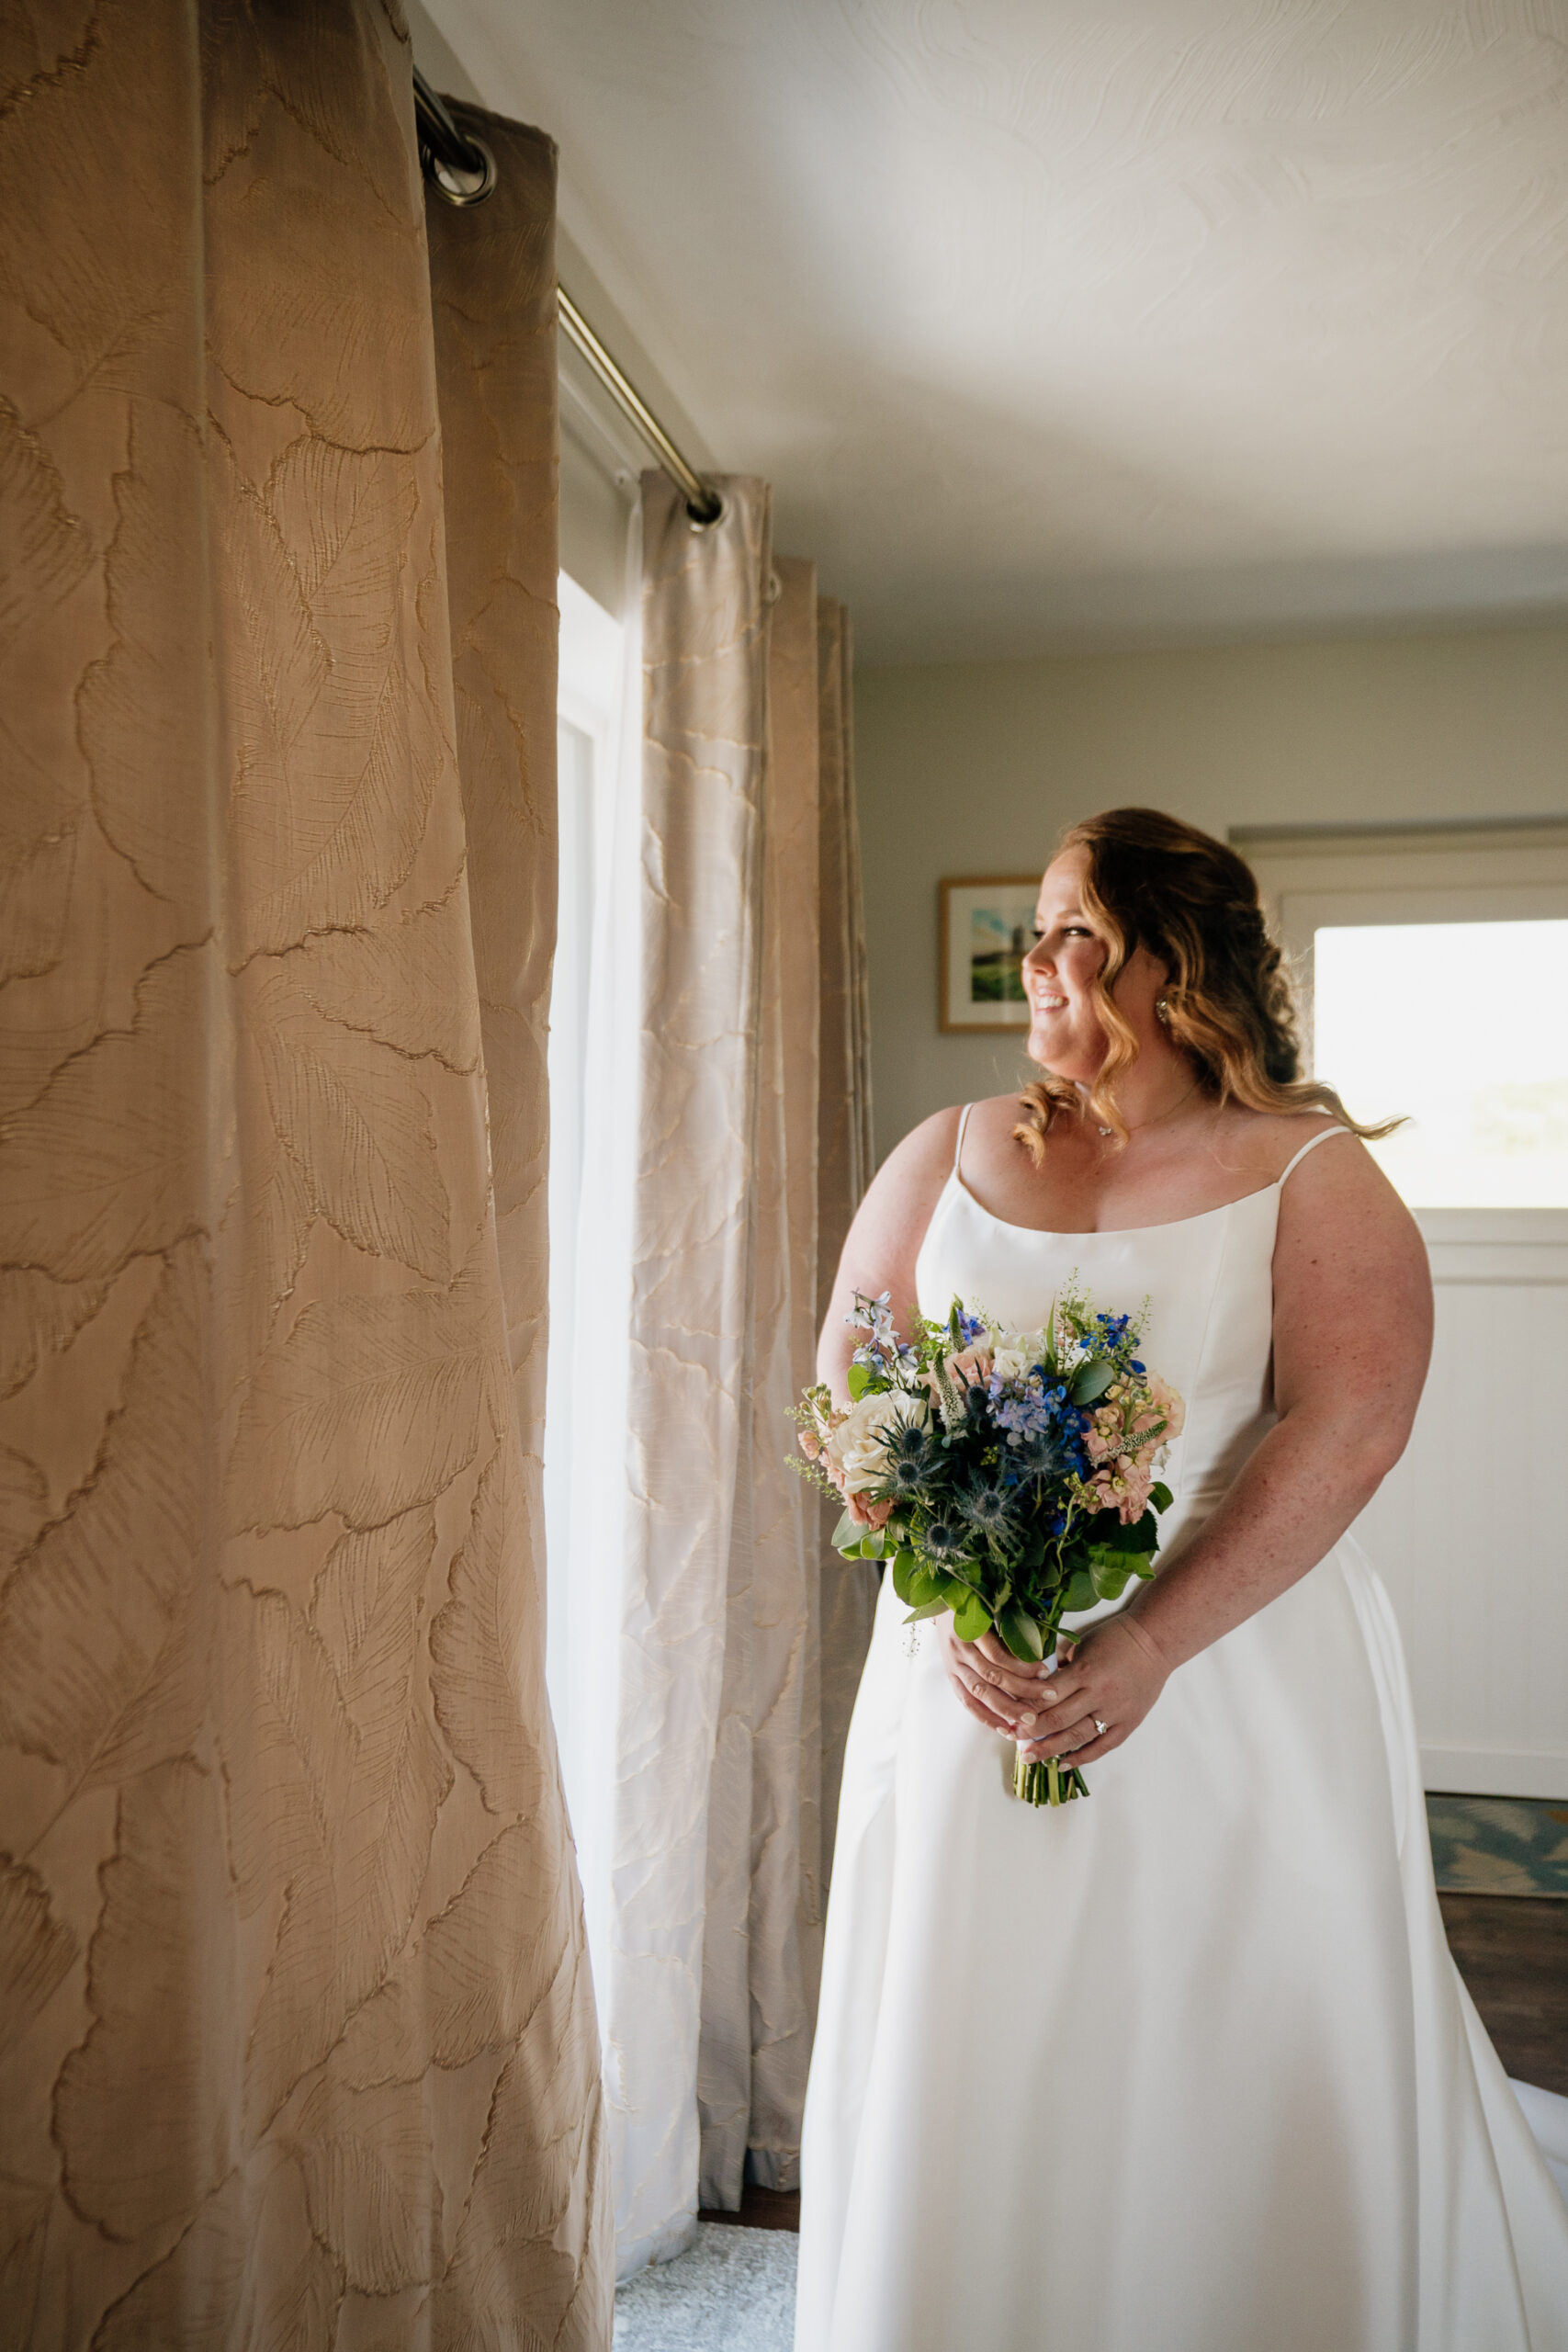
[1439,1893,1568,2097]
[699,1895,1567,2234]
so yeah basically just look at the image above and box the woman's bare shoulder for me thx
[1210,1102,1348,1185]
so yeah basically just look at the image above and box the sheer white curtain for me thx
[548,482,875,2280]
[549,514,644,2012]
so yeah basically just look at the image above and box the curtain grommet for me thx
[686,490,726,531]
[427,135,496,208]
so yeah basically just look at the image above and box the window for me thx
[544,571,624,1791]
[1238,822,1568,1211]
[1314,918,1568,1208]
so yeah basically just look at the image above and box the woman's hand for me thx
[1015,1611,1171,1770]
[941,1609,1172,1768]
[939,1622,1060,1738]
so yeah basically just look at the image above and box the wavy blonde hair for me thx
[1014,806,1398,1159]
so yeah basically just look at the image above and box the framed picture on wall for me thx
[939,876,1040,1032]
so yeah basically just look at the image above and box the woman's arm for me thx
[817,1105,960,1402]
[980,1135,1435,1765]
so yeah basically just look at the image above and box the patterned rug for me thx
[615,2224,797,2350]
[1427,1794,1568,1898]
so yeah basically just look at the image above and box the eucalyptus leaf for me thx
[904,1597,952,1624]
[861,1528,887,1560]
[831,1508,863,1553]
[1070,1357,1117,1405]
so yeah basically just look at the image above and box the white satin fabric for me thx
[796,1132,1568,2350]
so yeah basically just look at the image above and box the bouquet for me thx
[794,1286,1184,1806]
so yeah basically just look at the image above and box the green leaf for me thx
[1099,1509,1158,1554]
[1150,1481,1173,1512]
[861,1527,887,1560]
[903,1596,953,1624]
[831,1508,863,1552]
[890,1549,919,1604]
[846,1362,871,1401]
[1063,1567,1097,1613]
[951,1589,993,1642]
[1069,1357,1116,1405]
[906,1563,943,1608]
[998,1600,1044,1662]
[1087,1546,1133,1603]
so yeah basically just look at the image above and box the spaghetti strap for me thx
[1278,1124,1355,1188]
[953,1103,974,1180]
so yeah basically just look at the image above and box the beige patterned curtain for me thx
[0,9,607,2344]
[604,500,875,2265]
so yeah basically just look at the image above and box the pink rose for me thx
[846,1492,895,1531]
[797,1430,822,1461]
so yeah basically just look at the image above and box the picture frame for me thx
[938,876,1040,1033]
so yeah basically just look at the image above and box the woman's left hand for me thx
[1017,1610,1171,1770]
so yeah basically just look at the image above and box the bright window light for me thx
[545,571,624,1801]
[1312,918,1568,1207]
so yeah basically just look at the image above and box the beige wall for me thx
[855,622,1568,1159]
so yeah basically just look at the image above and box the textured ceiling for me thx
[423,0,1568,659]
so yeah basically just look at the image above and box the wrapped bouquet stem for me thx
[794,1284,1183,1807]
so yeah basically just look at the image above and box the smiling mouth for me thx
[1032,994,1067,1012]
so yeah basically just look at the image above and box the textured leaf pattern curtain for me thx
[604,496,875,2270]
[0,7,607,2344]
[605,473,774,2274]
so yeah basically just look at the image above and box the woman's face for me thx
[1021,849,1167,1083]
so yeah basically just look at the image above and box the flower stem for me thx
[1012,1744,1089,1807]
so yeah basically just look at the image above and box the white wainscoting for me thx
[1352,1209,1568,1800]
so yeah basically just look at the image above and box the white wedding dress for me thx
[795,1118,1568,2351]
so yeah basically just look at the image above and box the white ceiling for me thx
[421,0,1568,662]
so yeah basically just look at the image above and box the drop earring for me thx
[1156,997,1171,1024]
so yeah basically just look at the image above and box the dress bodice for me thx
[913,1123,1345,1539]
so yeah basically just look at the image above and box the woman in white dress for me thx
[795,808,1568,2351]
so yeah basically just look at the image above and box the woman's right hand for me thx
[939,1622,1056,1739]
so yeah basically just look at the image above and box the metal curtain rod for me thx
[412,65,724,527]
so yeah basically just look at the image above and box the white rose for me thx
[824,1389,931,1495]
[990,1331,1045,1385]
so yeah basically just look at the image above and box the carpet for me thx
[615,2224,797,2350]
[1427,1794,1568,1898]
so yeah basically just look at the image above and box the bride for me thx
[795,808,1568,2350]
